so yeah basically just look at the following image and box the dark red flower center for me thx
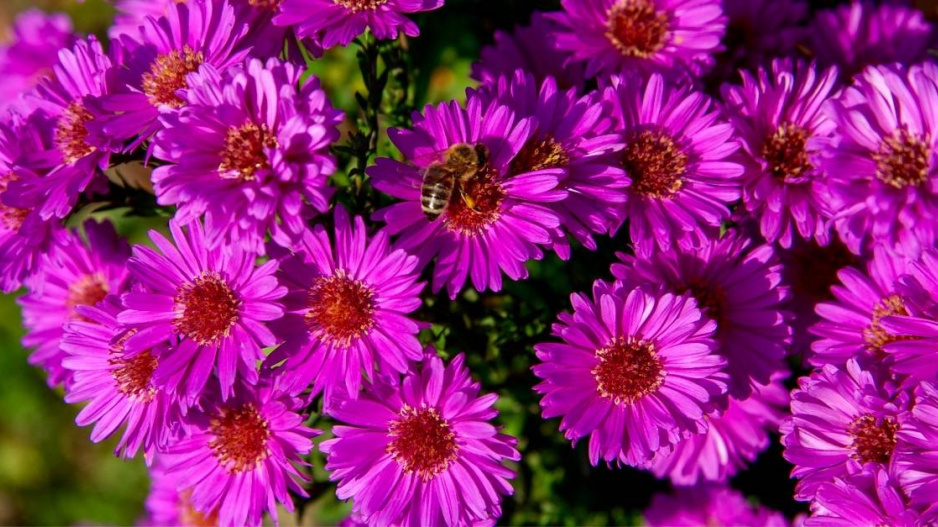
[606,0,670,59]
[55,101,96,164]
[761,123,814,183]
[336,0,389,12]
[592,336,665,405]
[179,490,218,527]
[676,279,727,326]
[174,273,241,345]
[0,174,27,231]
[387,405,459,481]
[863,294,910,354]
[848,414,898,464]
[218,122,278,181]
[623,130,687,199]
[110,348,158,402]
[444,160,506,236]
[305,272,376,344]
[248,0,281,10]
[66,273,110,321]
[209,404,271,473]
[787,240,858,303]
[874,129,932,189]
[509,134,570,175]
[142,45,205,108]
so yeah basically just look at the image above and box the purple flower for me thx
[321,351,520,527]
[118,219,285,405]
[810,249,911,369]
[823,62,938,258]
[0,9,76,113]
[275,0,445,50]
[369,94,565,299]
[894,382,938,518]
[808,469,919,527]
[547,0,726,79]
[159,381,318,527]
[471,11,585,90]
[781,360,907,501]
[152,58,343,254]
[646,371,789,485]
[606,73,742,257]
[477,71,627,257]
[811,0,934,81]
[61,296,177,460]
[19,221,130,388]
[612,231,791,398]
[532,282,728,466]
[99,0,254,147]
[722,60,839,247]
[266,206,424,401]
[644,485,787,527]
[142,462,218,526]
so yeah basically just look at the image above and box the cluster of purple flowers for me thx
[4,0,938,524]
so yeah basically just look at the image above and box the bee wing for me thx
[408,147,450,168]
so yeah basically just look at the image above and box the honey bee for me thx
[420,142,488,221]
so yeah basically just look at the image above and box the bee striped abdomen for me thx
[420,164,456,220]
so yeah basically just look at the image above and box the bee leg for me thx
[460,191,479,212]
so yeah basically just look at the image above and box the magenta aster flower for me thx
[781,360,908,502]
[646,370,789,485]
[722,59,839,247]
[472,11,585,90]
[823,62,938,258]
[118,219,286,404]
[808,469,919,527]
[894,382,938,517]
[879,250,938,382]
[321,351,520,527]
[266,206,424,400]
[369,94,566,299]
[152,58,343,253]
[160,381,318,527]
[606,73,742,257]
[275,0,445,50]
[533,282,728,466]
[810,249,911,369]
[99,0,253,146]
[0,9,76,113]
[612,231,791,398]
[477,71,627,257]
[547,0,727,79]
[61,296,177,460]
[143,462,219,526]
[19,221,130,388]
[645,485,787,527]
[811,0,934,81]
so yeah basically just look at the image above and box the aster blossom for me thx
[118,219,285,405]
[0,9,76,113]
[266,206,425,401]
[321,351,520,527]
[877,250,938,382]
[808,469,919,527]
[823,62,938,257]
[159,381,318,527]
[606,73,742,257]
[369,93,566,299]
[532,282,728,466]
[612,230,791,398]
[275,0,445,50]
[721,59,839,247]
[893,382,938,519]
[547,0,727,79]
[142,462,218,526]
[644,485,787,527]
[153,58,343,254]
[19,221,130,388]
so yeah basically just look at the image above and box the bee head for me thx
[447,143,479,169]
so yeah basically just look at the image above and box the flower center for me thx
[387,405,459,481]
[66,273,110,320]
[874,129,932,189]
[509,134,570,175]
[676,279,727,326]
[55,102,96,164]
[0,174,27,231]
[209,404,271,473]
[248,0,280,9]
[179,491,218,527]
[110,348,158,403]
[623,130,687,198]
[592,336,665,405]
[606,0,670,59]
[218,122,278,181]
[306,272,376,344]
[787,241,858,303]
[173,272,241,345]
[444,162,506,236]
[848,414,898,464]
[863,294,910,354]
[761,123,814,183]
[142,45,205,108]
[334,0,388,12]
